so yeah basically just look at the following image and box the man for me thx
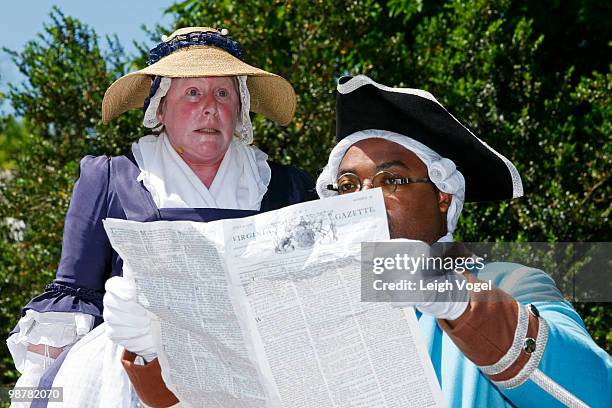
[105,76,611,407]
[314,75,610,407]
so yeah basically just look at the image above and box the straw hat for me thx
[101,27,296,125]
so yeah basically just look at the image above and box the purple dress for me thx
[11,153,315,406]
[17,154,316,326]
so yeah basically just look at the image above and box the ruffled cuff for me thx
[7,281,101,374]
[9,282,102,332]
[10,282,104,336]
[437,273,543,384]
[7,310,94,373]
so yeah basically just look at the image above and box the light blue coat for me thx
[417,262,612,407]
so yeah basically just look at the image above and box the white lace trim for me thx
[7,310,94,373]
[490,317,588,406]
[493,317,549,389]
[143,77,171,129]
[479,302,529,375]
[337,75,440,104]
[236,75,254,144]
[531,368,589,408]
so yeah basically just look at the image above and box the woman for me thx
[7,27,315,406]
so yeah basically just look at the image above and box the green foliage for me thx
[159,0,611,243]
[387,0,423,23]
[165,0,397,174]
[575,303,612,351]
[0,116,27,170]
[0,0,610,386]
[0,7,142,383]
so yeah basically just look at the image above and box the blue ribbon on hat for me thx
[147,31,244,65]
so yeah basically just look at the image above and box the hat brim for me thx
[102,46,296,126]
[335,75,522,202]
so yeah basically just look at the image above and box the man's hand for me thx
[384,239,470,320]
[103,276,157,362]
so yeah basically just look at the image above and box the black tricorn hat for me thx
[335,75,522,202]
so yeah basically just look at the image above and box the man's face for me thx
[338,139,451,243]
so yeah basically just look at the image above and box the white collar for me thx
[132,132,271,210]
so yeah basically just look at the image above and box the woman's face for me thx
[158,77,240,165]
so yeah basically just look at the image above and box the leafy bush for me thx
[1,0,609,386]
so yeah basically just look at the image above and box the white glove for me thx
[103,276,157,362]
[383,239,470,320]
[401,286,470,320]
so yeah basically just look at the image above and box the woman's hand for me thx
[103,276,158,362]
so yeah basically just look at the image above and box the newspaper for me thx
[103,189,444,408]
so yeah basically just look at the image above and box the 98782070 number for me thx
[7,387,63,402]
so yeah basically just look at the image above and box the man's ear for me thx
[438,191,452,213]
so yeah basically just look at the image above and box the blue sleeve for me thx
[262,163,318,211]
[492,265,612,407]
[285,165,318,204]
[17,155,114,326]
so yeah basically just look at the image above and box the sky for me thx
[0,0,176,113]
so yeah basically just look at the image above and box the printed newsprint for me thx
[103,189,444,408]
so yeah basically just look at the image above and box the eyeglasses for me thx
[326,171,431,196]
